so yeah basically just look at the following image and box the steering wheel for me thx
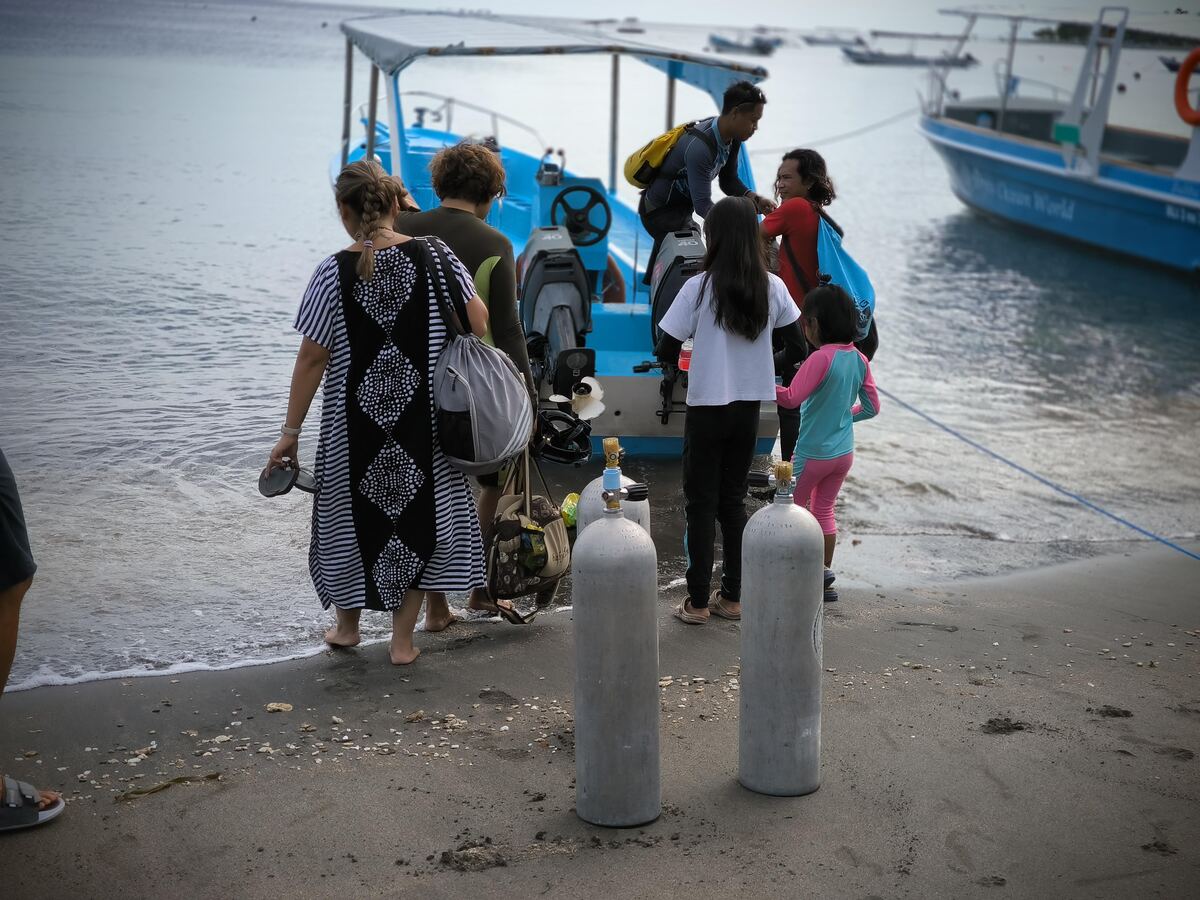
[549,186,612,247]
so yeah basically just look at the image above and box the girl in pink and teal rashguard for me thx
[775,285,879,602]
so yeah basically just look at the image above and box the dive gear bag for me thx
[422,237,534,476]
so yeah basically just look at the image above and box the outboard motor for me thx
[518,225,595,398]
[633,227,705,424]
[649,227,705,344]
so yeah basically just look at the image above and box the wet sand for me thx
[3,541,1198,898]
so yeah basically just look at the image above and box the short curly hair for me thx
[429,141,506,204]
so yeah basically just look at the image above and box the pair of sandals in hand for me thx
[258,459,316,497]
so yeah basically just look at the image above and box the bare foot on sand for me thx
[389,642,421,665]
[324,608,362,647]
[422,592,460,633]
[324,624,361,647]
[466,588,494,614]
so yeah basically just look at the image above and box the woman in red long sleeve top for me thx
[761,149,836,462]
[761,149,830,308]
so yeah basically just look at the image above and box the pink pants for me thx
[793,452,853,535]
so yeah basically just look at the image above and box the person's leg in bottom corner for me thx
[0,576,31,691]
[681,405,723,620]
[713,401,760,614]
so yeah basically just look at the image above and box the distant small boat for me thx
[709,33,778,56]
[842,46,978,67]
[803,33,866,48]
[617,25,645,35]
[1161,55,1181,72]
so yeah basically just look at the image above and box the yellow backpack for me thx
[623,121,716,189]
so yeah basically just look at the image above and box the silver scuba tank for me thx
[738,461,826,796]
[575,471,651,535]
[572,437,661,826]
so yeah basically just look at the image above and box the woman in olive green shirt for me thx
[395,141,535,626]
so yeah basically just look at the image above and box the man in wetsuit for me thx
[395,140,535,627]
[638,80,776,282]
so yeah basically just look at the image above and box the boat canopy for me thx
[341,12,767,107]
[939,6,1200,43]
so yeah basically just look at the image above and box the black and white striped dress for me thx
[294,239,485,611]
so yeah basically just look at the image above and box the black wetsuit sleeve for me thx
[772,319,809,375]
[488,244,535,397]
[655,331,683,365]
[718,142,751,199]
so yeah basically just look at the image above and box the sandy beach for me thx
[4,542,1197,898]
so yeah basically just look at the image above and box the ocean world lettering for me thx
[1165,204,1200,227]
[960,165,1076,222]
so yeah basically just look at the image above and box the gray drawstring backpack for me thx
[421,237,534,476]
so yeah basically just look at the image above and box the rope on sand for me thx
[878,386,1200,563]
[750,106,921,156]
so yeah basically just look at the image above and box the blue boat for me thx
[332,12,780,458]
[919,7,1200,275]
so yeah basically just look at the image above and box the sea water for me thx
[2,0,1198,691]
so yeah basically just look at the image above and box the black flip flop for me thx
[259,461,299,497]
[293,467,317,494]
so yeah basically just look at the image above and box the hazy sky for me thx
[306,1,1179,35]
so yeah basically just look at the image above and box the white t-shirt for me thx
[659,271,799,406]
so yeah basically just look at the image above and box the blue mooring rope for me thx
[877,386,1200,562]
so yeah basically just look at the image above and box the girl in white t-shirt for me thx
[657,196,807,625]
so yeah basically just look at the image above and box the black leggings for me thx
[682,401,760,607]
[778,318,878,462]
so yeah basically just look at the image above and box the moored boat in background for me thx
[919,7,1200,275]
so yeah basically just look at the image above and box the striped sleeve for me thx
[293,256,339,349]
[430,237,478,300]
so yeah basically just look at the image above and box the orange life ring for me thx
[1175,48,1200,127]
[602,254,626,304]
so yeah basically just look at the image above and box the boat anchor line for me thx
[877,386,1200,563]
[750,106,921,155]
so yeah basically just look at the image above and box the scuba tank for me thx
[738,461,826,796]
[575,470,651,536]
[572,437,660,826]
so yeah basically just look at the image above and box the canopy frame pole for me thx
[665,73,676,130]
[609,54,620,194]
[340,37,354,169]
[366,65,380,161]
[996,19,1019,134]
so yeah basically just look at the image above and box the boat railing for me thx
[992,59,1069,104]
[355,92,548,152]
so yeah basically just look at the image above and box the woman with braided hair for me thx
[265,160,489,665]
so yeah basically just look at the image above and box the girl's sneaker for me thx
[824,569,838,602]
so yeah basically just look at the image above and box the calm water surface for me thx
[2,0,1197,690]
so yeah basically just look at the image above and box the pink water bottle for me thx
[678,338,693,372]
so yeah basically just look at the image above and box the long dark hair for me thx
[802,284,857,344]
[782,148,836,207]
[701,196,769,341]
